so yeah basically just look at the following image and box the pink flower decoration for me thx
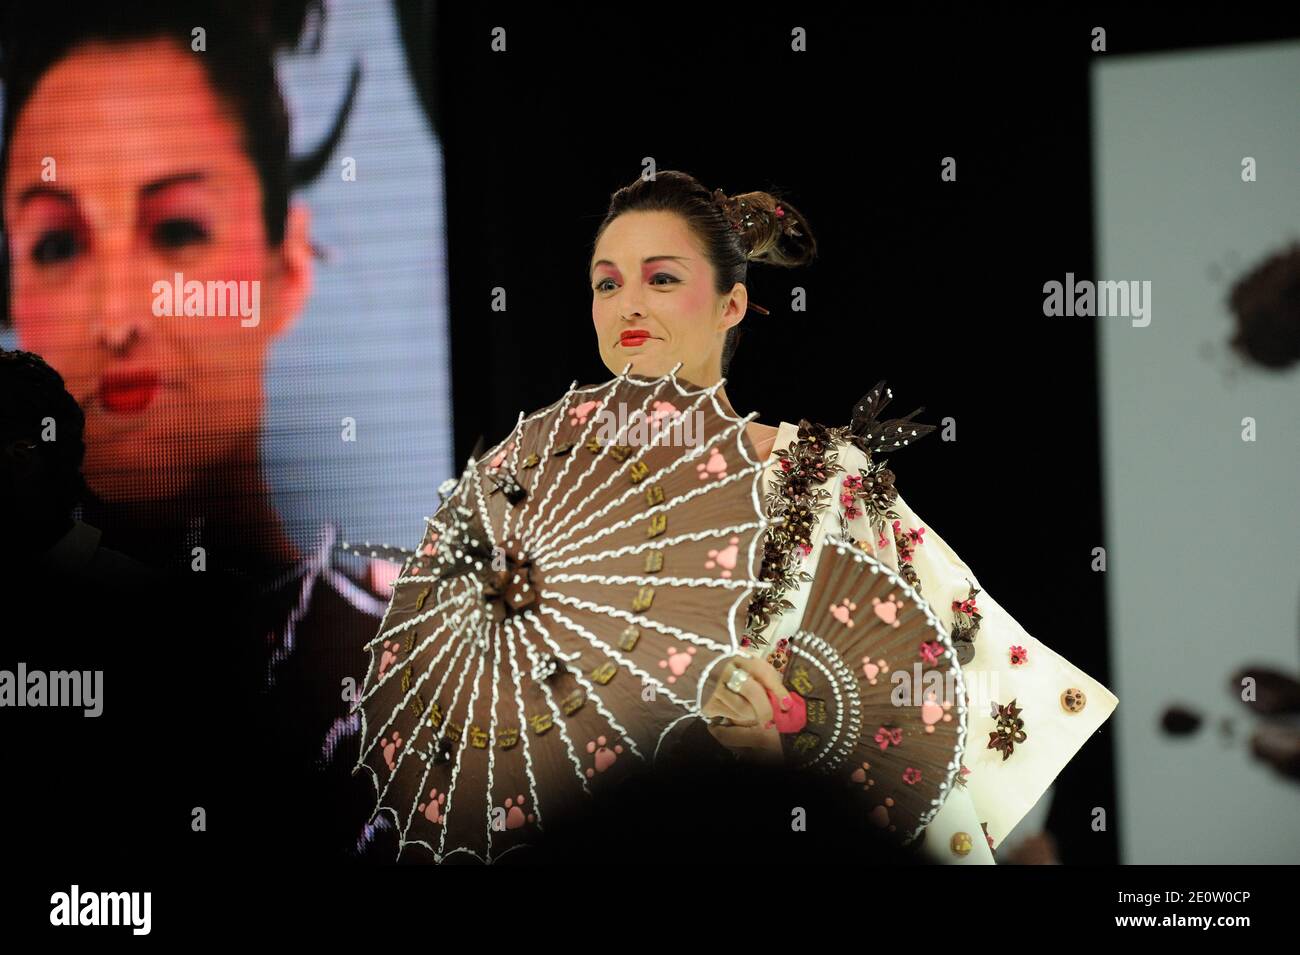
[907,526,926,545]
[1009,645,1028,666]
[874,726,904,751]
[844,504,862,520]
[919,641,943,665]
[902,767,922,785]
[797,542,813,556]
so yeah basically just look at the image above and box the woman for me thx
[587,170,1118,863]
[0,3,384,861]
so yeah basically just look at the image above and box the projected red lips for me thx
[99,370,161,415]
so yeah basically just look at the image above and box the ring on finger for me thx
[725,667,750,694]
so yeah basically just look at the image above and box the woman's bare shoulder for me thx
[745,421,780,461]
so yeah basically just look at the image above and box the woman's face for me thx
[3,38,311,503]
[590,210,746,386]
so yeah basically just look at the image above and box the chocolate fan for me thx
[352,366,773,862]
[775,537,968,845]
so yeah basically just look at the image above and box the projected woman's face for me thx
[590,210,744,387]
[3,38,311,503]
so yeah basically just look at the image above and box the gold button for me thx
[1060,688,1087,713]
[950,832,973,856]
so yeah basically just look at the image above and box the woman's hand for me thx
[701,652,791,764]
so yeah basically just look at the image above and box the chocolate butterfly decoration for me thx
[846,380,937,459]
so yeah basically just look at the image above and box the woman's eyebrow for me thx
[643,255,690,270]
[13,171,211,208]
[590,255,692,278]
[15,183,75,207]
[139,171,209,198]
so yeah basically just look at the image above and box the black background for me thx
[1,7,1298,931]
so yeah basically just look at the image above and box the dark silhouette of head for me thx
[0,347,87,552]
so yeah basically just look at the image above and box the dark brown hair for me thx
[592,170,817,376]
[0,347,87,513]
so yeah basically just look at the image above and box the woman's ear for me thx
[260,201,314,339]
[719,282,748,333]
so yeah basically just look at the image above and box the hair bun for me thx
[712,187,817,269]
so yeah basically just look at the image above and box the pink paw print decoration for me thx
[705,536,740,578]
[869,796,897,832]
[569,400,602,427]
[585,736,624,778]
[418,787,446,824]
[650,400,680,423]
[501,795,535,829]
[381,730,403,771]
[830,598,857,627]
[658,645,696,684]
[861,657,890,685]
[872,593,905,627]
[378,639,401,676]
[920,690,954,734]
[696,447,727,480]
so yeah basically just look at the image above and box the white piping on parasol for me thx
[357,603,474,802]
[544,572,756,591]
[537,605,697,711]
[540,591,730,656]
[529,372,728,553]
[529,611,647,763]
[535,521,768,571]
[412,620,488,859]
[362,576,472,650]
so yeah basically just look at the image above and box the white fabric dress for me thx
[745,421,1118,865]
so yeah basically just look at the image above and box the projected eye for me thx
[650,272,679,286]
[152,218,210,249]
[594,277,616,292]
[31,228,81,264]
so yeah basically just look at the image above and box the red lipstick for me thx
[98,369,161,415]
[619,329,653,347]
